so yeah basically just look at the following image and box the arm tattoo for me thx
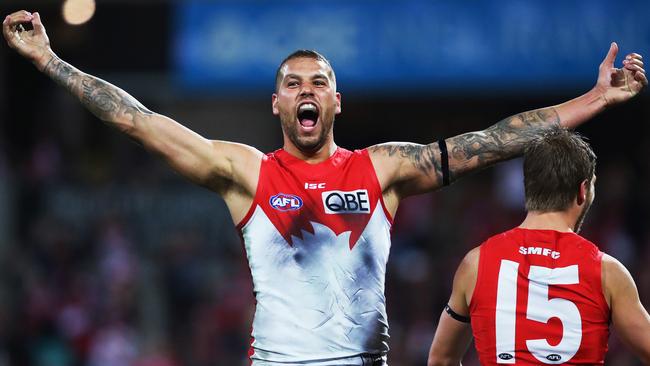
[370,109,559,192]
[447,108,560,181]
[43,55,153,132]
[369,142,444,182]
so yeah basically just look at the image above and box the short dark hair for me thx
[523,127,597,212]
[275,50,336,91]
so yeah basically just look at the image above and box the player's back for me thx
[469,228,610,365]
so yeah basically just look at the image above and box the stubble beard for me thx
[282,114,334,153]
[574,199,593,234]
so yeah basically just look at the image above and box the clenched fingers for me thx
[3,10,34,43]
[625,53,643,60]
[634,70,648,87]
[621,52,645,80]
[4,10,34,27]
[623,57,644,69]
[623,63,645,74]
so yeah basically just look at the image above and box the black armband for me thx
[438,139,450,186]
[444,304,470,323]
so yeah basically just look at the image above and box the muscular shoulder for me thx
[211,141,264,223]
[367,142,443,198]
[601,254,631,285]
[455,246,481,305]
[601,253,636,308]
[209,141,263,191]
[459,246,481,275]
[366,143,408,185]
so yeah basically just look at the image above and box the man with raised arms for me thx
[3,10,647,366]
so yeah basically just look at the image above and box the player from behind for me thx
[428,128,650,365]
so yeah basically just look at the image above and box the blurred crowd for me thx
[1,98,649,366]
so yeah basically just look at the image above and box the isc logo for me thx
[269,193,303,211]
[304,182,326,190]
[322,189,370,214]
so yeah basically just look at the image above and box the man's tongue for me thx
[300,119,316,127]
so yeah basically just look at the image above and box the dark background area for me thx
[0,1,649,365]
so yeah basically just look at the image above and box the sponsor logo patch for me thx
[269,193,303,211]
[322,189,370,214]
[304,182,326,190]
[498,353,514,360]
[546,354,562,362]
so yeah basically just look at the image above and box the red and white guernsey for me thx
[469,228,610,365]
[237,147,393,365]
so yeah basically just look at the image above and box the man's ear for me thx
[577,179,589,205]
[335,92,342,115]
[272,93,279,115]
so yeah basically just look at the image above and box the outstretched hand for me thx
[597,42,647,106]
[3,10,53,70]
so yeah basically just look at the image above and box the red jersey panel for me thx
[239,147,392,248]
[237,147,393,364]
[469,228,610,365]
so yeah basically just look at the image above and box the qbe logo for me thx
[269,193,303,211]
[322,189,370,214]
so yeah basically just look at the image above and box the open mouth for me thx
[297,102,320,129]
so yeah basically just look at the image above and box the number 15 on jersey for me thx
[495,260,582,364]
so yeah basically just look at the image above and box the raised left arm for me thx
[370,42,646,206]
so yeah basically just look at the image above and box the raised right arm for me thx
[369,42,646,216]
[3,11,262,216]
[602,254,650,364]
[41,54,262,193]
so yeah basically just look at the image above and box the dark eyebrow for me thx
[283,73,329,81]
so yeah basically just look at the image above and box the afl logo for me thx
[498,353,514,361]
[546,354,562,362]
[270,193,303,211]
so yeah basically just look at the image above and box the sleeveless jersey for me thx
[237,147,393,365]
[469,228,610,365]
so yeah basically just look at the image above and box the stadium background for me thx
[0,0,648,365]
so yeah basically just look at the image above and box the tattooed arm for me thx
[368,108,560,213]
[369,42,646,213]
[42,54,155,133]
[40,55,262,192]
[3,11,262,219]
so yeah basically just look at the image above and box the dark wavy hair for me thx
[524,127,597,212]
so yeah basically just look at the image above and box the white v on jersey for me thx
[237,148,392,365]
